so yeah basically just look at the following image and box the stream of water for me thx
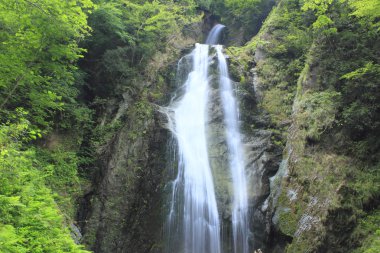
[165,25,249,253]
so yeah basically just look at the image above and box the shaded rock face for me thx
[79,107,170,253]
[245,129,282,249]
[237,72,284,251]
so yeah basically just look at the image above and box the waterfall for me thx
[206,24,226,45]
[166,44,221,253]
[165,25,249,253]
[216,45,249,253]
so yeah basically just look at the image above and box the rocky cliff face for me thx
[228,0,380,251]
[262,50,379,253]
[234,69,284,251]
[80,104,168,253]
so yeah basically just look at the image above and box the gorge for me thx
[0,1,379,253]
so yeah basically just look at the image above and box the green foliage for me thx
[254,3,310,127]
[232,0,380,252]
[339,63,380,131]
[36,147,86,218]
[309,2,380,159]
[195,0,213,9]
[0,1,94,246]
[312,14,333,29]
[277,193,301,237]
[364,230,380,253]
[296,90,340,140]
[348,0,380,25]
[0,0,93,131]
[300,0,340,37]
[301,0,333,15]
[91,120,122,149]
[253,0,379,159]
[211,0,275,40]
[224,0,261,14]
[0,120,89,253]
[352,211,380,253]
[81,0,196,99]
[311,14,337,35]
[262,88,294,124]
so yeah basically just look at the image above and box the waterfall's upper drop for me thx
[205,24,226,45]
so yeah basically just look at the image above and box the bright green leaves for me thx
[363,229,380,253]
[0,224,25,253]
[312,14,333,29]
[341,62,380,80]
[0,0,93,131]
[311,0,380,158]
[348,0,380,21]
[0,121,90,253]
[301,0,334,15]
[120,0,194,56]
[312,14,337,35]
[302,0,379,34]
[28,129,42,140]
[0,0,94,242]
[301,0,337,35]
[352,211,380,253]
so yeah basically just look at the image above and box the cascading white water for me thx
[167,43,221,253]
[165,25,249,253]
[216,45,250,253]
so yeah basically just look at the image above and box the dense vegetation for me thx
[0,0,93,251]
[0,0,379,252]
[230,0,379,251]
[0,0,199,251]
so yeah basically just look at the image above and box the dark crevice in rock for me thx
[76,190,95,235]
[267,227,293,253]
